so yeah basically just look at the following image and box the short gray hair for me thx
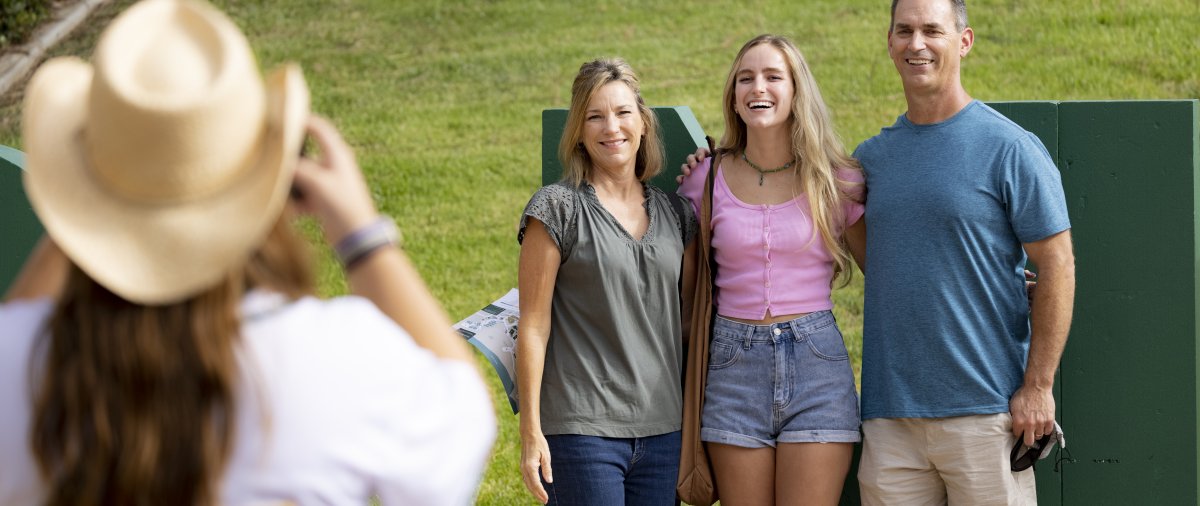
[890,0,968,32]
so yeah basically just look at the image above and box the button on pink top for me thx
[679,156,865,320]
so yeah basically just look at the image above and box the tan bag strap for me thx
[676,137,721,505]
[701,137,719,278]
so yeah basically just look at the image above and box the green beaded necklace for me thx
[742,152,795,185]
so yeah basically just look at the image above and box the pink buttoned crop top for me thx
[678,156,865,320]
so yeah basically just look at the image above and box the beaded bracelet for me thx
[334,216,401,270]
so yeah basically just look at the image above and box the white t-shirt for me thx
[0,291,496,505]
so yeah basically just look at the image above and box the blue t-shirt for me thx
[854,100,1071,419]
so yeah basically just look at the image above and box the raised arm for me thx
[516,218,560,504]
[1009,229,1075,446]
[291,115,473,363]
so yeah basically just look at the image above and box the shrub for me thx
[1,0,52,48]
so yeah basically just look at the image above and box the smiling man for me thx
[852,0,1077,504]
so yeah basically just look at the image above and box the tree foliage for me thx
[1,0,52,48]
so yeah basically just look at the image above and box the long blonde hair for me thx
[557,58,663,187]
[31,212,315,505]
[719,34,863,285]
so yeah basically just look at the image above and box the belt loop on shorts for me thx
[786,319,802,342]
[742,325,753,350]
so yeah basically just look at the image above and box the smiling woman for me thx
[514,58,697,506]
[557,60,662,189]
[676,34,866,506]
[581,83,646,187]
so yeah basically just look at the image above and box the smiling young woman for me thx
[677,34,866,506]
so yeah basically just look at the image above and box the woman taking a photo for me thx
[0,1,494,504]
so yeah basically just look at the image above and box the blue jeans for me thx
[542,431,681,506]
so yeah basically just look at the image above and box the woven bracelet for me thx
[334,216,401,270]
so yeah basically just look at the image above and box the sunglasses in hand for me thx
[1010,422,1065,472]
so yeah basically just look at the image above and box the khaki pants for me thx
[859,414,1037,506]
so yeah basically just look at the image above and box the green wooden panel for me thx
[540,108,564,186]
[0,145,43,294]
[989,101,1060,163]
[988,101,1064,506]
[1056,100,1199,505]
[541,106,706,191]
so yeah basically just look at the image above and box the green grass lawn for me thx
[1,0,1196,503]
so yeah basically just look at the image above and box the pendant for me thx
[759,173,765,186]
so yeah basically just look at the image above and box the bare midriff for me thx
[722,310,811,326]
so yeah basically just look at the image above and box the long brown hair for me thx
[30,211,314,506]
[558,57,663,187]
[719,34,863,286]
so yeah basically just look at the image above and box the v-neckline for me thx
[583,181,654,243]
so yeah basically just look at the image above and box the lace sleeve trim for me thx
[518,183,578,258]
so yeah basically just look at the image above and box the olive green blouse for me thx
[518,181,697,437]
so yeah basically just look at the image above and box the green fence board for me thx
[0,145,42,294]
[1056,100,1199,505]
[990,101,1061,164]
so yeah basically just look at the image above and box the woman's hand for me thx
[290,115,379,246]
[516,219,559,504]
[519,430,553,504]
[291,115,475,363]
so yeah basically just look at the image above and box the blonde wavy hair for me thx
[719,34,864,285]
[558,58,663,187]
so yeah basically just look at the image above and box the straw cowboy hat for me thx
[22,0,309,304]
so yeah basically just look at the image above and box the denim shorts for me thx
[701,311,861,448]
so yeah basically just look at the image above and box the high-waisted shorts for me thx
[700,311,861,448]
